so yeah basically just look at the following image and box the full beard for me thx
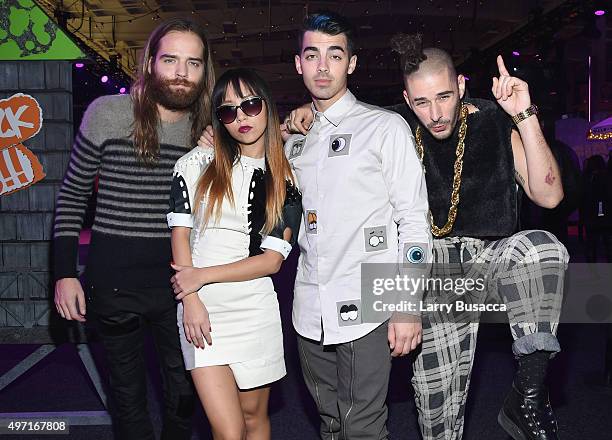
[149,74,205,111]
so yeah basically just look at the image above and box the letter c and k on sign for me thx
[0,94,45,195]
[0,94,42,148]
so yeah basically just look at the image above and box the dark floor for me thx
[1,234,611,440]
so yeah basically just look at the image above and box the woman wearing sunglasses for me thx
[167,68,301,439]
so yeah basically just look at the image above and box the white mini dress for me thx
[167,146,291,389]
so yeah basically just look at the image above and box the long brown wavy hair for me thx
[130,17,215,164]
[194,68,294,234]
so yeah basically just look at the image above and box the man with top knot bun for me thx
[387,33,569,440]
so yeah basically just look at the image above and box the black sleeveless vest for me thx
[391,98,518,239]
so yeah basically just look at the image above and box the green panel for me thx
[0,0,85,60]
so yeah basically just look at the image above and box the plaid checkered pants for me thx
[412,230,569,440]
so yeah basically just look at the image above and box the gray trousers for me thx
[297,322,392,440]
[413,230,569,440]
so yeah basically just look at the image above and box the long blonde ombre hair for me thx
[194,68,293,234]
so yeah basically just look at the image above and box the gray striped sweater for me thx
[53,94,192,288]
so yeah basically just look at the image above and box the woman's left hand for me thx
[170,263,207,300]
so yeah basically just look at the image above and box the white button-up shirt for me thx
[286,90,431,344]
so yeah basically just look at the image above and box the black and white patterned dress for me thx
[167,146,296,389]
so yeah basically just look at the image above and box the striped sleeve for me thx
[52,97,106,280]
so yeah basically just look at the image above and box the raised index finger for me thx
[497,55,510,76]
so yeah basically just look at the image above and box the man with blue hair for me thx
[286,12,431,439]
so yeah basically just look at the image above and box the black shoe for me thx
[498,383,559,440]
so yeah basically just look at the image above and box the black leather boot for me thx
[498,351,559,440]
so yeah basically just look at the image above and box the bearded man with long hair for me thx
[53,17,214,440]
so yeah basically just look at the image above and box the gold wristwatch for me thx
[512,104,538,125]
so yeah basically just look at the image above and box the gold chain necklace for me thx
[415,104,468,237]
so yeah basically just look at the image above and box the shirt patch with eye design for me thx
[405,245,425,263]
[336,300,362,327]
[328,134,352,157]
[401,243,429,269]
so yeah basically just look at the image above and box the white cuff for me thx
[167,212,193,228]
[261,236,292,259]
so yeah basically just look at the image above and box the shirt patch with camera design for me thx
[364,226,388,252]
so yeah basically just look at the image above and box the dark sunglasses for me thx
[216,96,264,124]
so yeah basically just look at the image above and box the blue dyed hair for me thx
[299,11,355,56]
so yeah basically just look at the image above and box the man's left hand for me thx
[197,125,214,148]
[388,313,422,357]
[491,55,531,116]
[282,104,314,138]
